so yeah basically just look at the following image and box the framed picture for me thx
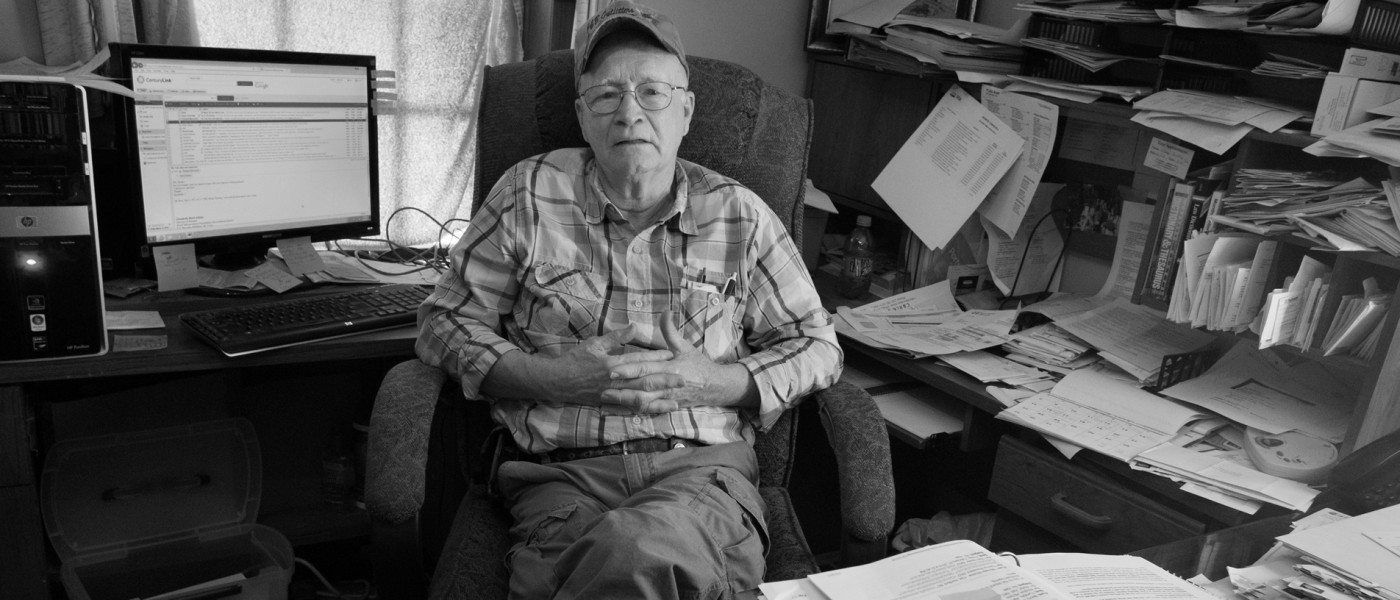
[806,0,848,54]
[1053,183,1141,260]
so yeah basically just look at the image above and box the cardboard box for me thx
[1311,74,1400,136]
[41,419,294,600]
[1340,47,1400,83]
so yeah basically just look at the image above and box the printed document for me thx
[763,539,1216,600]
[1054,298,1215,383]
[998,363,1209,462]
[1097,198,1154,301]
[1159,341,1355,442]
[979,86,1060,238]
[842,307,1017,356]
[984,182,1064,297]
[873,85,1024,252]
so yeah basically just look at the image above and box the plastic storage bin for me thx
[40,418,294,600]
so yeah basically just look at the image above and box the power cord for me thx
[294,557,376,600]
[325,206,469,276]
[998,207,1074,311]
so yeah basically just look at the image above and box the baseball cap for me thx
[573,1,688,86]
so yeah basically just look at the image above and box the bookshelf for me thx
[806,45,1400,556]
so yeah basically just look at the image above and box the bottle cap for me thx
[856,215,872,227]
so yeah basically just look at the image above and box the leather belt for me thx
[538,437,701,464]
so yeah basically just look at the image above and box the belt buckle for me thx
[619,439,633,455]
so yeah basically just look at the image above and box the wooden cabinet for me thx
[989,435,1208,554]
[1225,132,1400,454]
[807,46,1400,557]
[807,55,952,220]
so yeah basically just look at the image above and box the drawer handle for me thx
[1050,492,1113,529]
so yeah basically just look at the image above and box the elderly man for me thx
[415,1,842,597]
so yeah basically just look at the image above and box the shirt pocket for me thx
[677,282,741,359]
[527,262,607,337]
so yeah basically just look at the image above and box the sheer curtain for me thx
[192,0,523,247]
[34,0,198,66]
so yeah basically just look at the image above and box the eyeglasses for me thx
[578,82,686,114]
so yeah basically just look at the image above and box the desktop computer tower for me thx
[0,81,108,362]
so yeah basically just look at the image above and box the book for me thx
[762,538,1217,600]
[1136,179,1198,310]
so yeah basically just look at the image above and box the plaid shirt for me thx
[416,148,841,453]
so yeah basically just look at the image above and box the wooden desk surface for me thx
[0,285,419,386]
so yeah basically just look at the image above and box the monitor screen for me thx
[110,43,380,268]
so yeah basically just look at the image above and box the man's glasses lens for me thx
[582,82,681,114]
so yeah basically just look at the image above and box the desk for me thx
[0,286,419,599]
[814,274,1287,558]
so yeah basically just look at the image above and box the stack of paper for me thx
[1210,172,1396,252]
[1130,427,1320,513]
[1319,280,1390,359]
[1002,74,1153,103]
[997,363,1213,462]
[1131,90,1310,154]
[1167,234,1277,334]
[833,282,1021,358]
[1309,117,1400,168]
[1015,1,1166,24]
[1252,52,1333,79]
[882,24,1024,74]
[938,349,1057,389]
[1020,37,1154,72]
[1274,504,1400,600]
[999,322,1098,374]
[1203,509,1365,600]
[1053,298,1216,385]
[1255,255,1332,351]
[1159,341,1356,447]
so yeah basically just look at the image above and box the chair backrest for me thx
[473,49,814,488]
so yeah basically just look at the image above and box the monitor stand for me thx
[198,250,266,272]
[185,250,304,298]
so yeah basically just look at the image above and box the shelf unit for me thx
[806,32,1400,553]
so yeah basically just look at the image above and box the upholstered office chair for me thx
[365,49,895,600]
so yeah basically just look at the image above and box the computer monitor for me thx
[108,43,380,272]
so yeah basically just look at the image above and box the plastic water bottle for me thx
[839,215,874,299]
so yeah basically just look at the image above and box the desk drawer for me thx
[988,435,1206,554]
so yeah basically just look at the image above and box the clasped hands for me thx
[551,310,750,413]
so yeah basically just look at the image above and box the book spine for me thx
[1140,180,1196,309]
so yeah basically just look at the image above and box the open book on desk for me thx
[758,538,1216,600]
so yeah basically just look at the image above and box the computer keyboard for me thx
[180,284,432,357]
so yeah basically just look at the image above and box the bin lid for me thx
[40,418,262,562]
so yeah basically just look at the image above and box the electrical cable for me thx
[293,557,376,600]
[324,206,468,276]
[999,207,1074,311]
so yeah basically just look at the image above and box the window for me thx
[191,0,523,247]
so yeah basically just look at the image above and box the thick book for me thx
[762,539,1216,600]
[1135,179,1198,310]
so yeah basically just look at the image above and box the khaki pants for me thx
[497,442,769,600]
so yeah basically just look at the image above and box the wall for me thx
[0,0,43,63]
[645,0,810,97]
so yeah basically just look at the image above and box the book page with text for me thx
[808,540,1067,600]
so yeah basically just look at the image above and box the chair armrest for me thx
[366,358,448,525]
[814,381,895,556]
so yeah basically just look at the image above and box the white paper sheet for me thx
[985,183,1064,297]
[979,87,1060,238]
[1159,342,1355,442]
[1096,199,1154,301]
[873,85,1025,252]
